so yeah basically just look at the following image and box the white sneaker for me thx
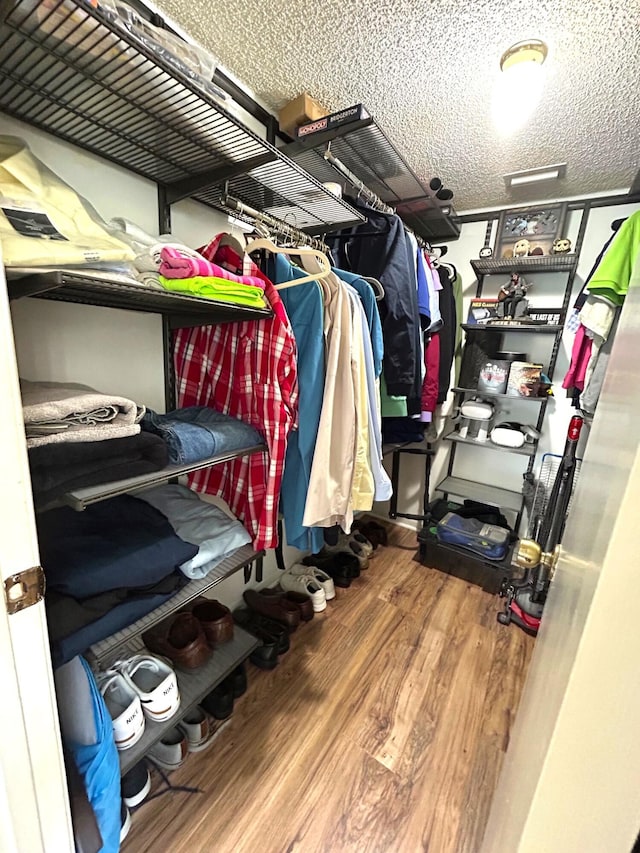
[178,707,231,753]
[97,671,145,751]
[280,569,326,612]
[288,563,336,601]
[114,655,180,723]
[147,727,188,772]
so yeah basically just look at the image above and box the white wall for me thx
[374,201,640,534]
[3,112,294,606]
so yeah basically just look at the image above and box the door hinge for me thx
[4,566,46,615]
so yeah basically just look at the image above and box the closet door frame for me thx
[0,256,73,853]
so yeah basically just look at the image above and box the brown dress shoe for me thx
[259,588,314,622]
[243,588,300,631]
[190,598,234,645]
[143,612,211,669]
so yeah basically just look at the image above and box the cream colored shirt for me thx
[302,260,357,530]
[346,286,374,512]
[0,136,134,267]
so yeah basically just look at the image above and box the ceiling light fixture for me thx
[504,163,567,188]
[492,39,549,135]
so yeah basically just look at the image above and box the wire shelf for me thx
[108,624,259,774]
[0,0,363,231]
[6,268,273,328]
[87,544,262,666]
[290,121,460,240]
[471,255,577,276]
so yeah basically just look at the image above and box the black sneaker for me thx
[121,760,151,809]
[225,662,247,698]
[201,681,234,720]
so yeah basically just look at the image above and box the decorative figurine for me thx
[497,273,531,319]
[479,247,493,258]
[502,248,514,259]
[513,238,531,257]
[551,237,572,254]
[528,246,544,256]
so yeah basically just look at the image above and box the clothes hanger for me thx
[362,276,385,301]
[244,236,332,289]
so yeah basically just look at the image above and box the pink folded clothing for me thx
[159,246,265,289]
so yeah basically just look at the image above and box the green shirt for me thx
[587,211,640,305]
[159,275,267,309]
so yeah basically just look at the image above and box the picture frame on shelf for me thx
[494,203,568,259]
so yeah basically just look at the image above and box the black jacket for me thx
[331,200,421,397]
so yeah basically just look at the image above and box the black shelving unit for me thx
[288,116,460,241]
[419,210,590,583]
[0,0,364,234]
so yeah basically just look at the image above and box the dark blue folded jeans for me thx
[142,406,263,464]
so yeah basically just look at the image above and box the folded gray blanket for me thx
[21,379,145,448]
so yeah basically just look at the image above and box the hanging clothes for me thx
[564,211,640,413]
[268,254,325,554]
[331,199,422,397]
[345,284,375,512]
[436,263,458,403]
[300,259,358,531]
[174,235,298,551]
[332,267,384,377]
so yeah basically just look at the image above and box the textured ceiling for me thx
[156,0,640,212]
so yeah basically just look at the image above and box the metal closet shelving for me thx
[419,212,589,583]
[0,0,364,234]
[0,0,341,771]
[284,115,461,241]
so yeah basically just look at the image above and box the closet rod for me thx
[323,146,431,250]
[219,193,329,252]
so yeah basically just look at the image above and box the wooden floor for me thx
[124,522,535,853]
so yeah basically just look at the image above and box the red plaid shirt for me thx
[173,236,298,550]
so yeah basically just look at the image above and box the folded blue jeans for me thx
[142,406,262,464]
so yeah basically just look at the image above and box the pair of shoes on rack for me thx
[243,587,302,630]
[282,563,336,603]
[142,598,234,670]
[302,551,361,588]
[321,531,372,569]
[233,608,291,670]
[352,519,388,549]
[146,663,247,772]
[97,655,180,751]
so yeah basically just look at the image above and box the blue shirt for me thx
[333,267,384,377]
[270,255,326,554]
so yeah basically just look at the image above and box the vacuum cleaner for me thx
[498,414,584,635]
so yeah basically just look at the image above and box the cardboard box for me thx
[278,93,328,136]
[466,298,500,325]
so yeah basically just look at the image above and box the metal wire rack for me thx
[0,0,363,231]
[528,452,583,538]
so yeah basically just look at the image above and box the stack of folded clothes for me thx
[21,379,145,447]
[21,379,168,506]
[136,484,252,580]
[38,495,198,668]
[29,432,168,506]
[157,245,267,309]
[110,222,268,309]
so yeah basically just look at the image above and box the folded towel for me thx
[21,379,144,448]
[159,245,218,279]
[158,275,266,308]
